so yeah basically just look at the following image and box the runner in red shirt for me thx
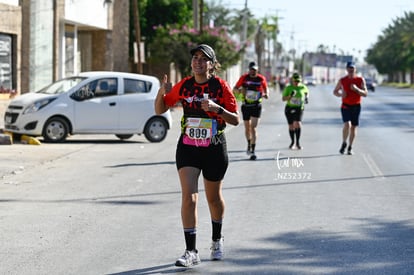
[155,44,239,268]
[333,61,368,155]
[233,61,269,160]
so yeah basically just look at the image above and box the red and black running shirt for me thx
[163,76,238,131]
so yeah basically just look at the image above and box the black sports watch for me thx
[217,106,224,115]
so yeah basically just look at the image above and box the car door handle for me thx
[109,102,116,106]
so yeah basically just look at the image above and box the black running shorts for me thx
[241,103,262,120]
[341,103,361,126]
[284,106,304,124]
[176,134,228,182]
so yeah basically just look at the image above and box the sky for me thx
[222,0,414,61]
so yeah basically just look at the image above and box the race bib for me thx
[245,90,260,102]
[290,97,302,105]
[183,118,217,147]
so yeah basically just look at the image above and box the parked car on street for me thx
[303,76,317,86]
[365,77,376,92]
[4,71,172,143]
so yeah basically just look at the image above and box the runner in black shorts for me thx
[241,103,262,121]
[333,61,367,155]
[341,103,361,126]
[233,61,269,159]
[284,106,304,125]
[176,133,228,181]
[282,73,309,149]
[154,44,239,268]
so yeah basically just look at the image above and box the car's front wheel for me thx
[144,117,168,142]
[42,117,69,143]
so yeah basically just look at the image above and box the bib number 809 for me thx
[187,128,209,139]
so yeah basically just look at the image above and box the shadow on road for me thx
[59,139,145,144]
[225,217,414,274]
[107,263,182,274]
[1,173,413,205]
[106,218,414,274]
[106,161,176,168]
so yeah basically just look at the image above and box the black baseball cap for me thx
[346,61,356,68]
[190,44,216,62]
[292,73,301,81]
[249,61,258,70]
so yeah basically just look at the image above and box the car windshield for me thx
[36,77,86,95]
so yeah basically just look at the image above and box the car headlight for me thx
[23,98,57,114]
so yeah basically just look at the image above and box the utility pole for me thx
[255,24,264,70]
[271,11,283,78]
[241,0,248,70]
[132,0,142,73]
[193,0,201,31]
[289,29,295,74]
[199,0,203,33]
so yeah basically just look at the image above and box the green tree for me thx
[366,11,414,84]
[143,0,250,77]
[204,0,258,40]
[136,0,193,42]
[148,24,241,76]
[129,0,193,65]
[132,0,265,78]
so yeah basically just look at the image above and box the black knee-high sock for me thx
[295,128,301,144]
[184,228,197,251]
[251,144,256,153]
[212,220,222,241]
[289,130,295,144]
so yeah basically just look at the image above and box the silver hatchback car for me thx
[4,71,172,143]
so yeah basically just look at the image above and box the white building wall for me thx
[29,0,54,91]
[65,0,110,29]
[0,0,18,6]
[225,62,242,87]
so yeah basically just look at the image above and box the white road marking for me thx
[363,153,385,179]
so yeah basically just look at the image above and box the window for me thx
[71,77,117,100]
[92,78,117,97]
[124,78,150,94]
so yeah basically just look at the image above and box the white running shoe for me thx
[210,237,224,260]
[175,250,201,267]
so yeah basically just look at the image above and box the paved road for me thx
[1,84,413,274]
